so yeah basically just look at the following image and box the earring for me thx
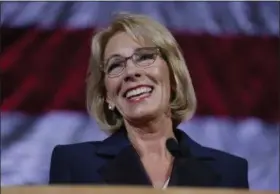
[108,104,114,110]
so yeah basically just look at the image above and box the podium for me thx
[1,186,277,194]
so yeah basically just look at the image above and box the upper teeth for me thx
[126,87,152,98]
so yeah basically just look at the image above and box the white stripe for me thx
[1,2,279,35]
[162,177,170,189]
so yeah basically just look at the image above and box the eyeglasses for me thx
[102,47,160,77]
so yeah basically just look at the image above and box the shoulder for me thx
[180,129,248,171]
[51,141,102,159]
[50,129,129,162]
[197,145,249,188]
[204,145,248,171]
[181,129,249,188]
[204,145,247,164]
[49,141,104,184]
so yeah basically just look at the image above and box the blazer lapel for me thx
[168,157,220,187]
[95,129,152,186]
[168,129,221,187]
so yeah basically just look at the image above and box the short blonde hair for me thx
[86,13,197,132]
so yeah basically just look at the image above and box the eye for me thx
[138,53,155,61]
[108,63,119,71]
[106,59,125,74]
[135,51,156,65]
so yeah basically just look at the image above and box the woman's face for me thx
[104,32,171,124]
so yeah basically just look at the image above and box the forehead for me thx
[104,31,154,60]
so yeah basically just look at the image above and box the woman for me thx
[49,13,249,189]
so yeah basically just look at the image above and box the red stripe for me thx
[1,28,279,122]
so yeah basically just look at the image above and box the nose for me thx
[123,59,142,82]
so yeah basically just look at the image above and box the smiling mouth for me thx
[123,86,154,100]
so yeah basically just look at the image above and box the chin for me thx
[123,109,157,123]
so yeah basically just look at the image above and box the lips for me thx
[123,85,154,99]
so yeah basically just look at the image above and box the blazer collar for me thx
[96,127,214,160]
[95,128,130,157]
[96,127,220,187]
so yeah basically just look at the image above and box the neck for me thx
[125,115,175,158]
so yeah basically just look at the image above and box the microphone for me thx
[166,138,191,158]
[166,138,214,161]
[166,138,181,157]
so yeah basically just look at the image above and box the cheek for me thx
[156,62,171,89]
[148,63,171,100]
[160,64,172,101]
[104,78,118,98]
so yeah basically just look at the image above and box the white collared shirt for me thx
[162,177,170,189]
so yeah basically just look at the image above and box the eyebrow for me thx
[104,47,157,64]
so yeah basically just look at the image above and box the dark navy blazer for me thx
[49,128,249,188]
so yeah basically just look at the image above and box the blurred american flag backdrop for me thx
[1,1,279,191]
